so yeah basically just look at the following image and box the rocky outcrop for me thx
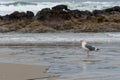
[52,5,69,11]
[26,11,34,19]
[93,6,120,16]
[69,10,92,18]
[104,6,120,13]
[0,5,120,32]
[36,8,51,20]
[36,5,71,21]
[2,11,34,20]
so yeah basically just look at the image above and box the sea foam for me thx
[0,33,119,46]
[0,1,120,15]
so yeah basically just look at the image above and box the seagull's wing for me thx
[85,44,95,51]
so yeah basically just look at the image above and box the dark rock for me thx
[52,4,69,11]
[69,10,82,18]
[36,8,51,20]
[3,11,34,20]
[36,7,71,20]
[92,10,104,16]
[50,10,71,20]
[81,10,92,16]
[41,8,51,13]
[0,16,3,20]
[93,6,120,15]
[51,5,71,20]
[104,6,120,13]
[69,10,92,18]
[3,11,26,20]
[26,11,34,19]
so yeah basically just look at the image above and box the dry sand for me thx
[0,63,55,80]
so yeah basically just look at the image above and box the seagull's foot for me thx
[86,54,92,58]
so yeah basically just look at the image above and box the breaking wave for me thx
[0,1,37,6]
[0,1,120,15]
[0,33,119,46]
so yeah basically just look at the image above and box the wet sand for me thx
[0,63,55,80]
[0,33,119,80]
[0,42,120,80]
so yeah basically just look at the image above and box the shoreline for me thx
[0,62,56,80]
[0,5,120,32]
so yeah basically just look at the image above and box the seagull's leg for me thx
[87,50,90,56]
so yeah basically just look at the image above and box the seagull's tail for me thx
[95,48,100,51]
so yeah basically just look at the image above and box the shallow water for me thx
[0,32,119,45]
[0,33,120,80]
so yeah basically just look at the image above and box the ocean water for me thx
[0,33,119,80]
[0,0,120,15]
[0,32,119,46]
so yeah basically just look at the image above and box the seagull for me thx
[80,40,99,56]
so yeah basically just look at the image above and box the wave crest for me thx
[0,1,37,6]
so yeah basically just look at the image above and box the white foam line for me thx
[0,1,120,15]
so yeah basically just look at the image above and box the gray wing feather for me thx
[85,44,95,51]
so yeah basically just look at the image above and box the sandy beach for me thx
[0,0,119,80]
[0,33,119,80]
[0,63,55,80]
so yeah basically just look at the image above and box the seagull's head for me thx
[80,39,85,43]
